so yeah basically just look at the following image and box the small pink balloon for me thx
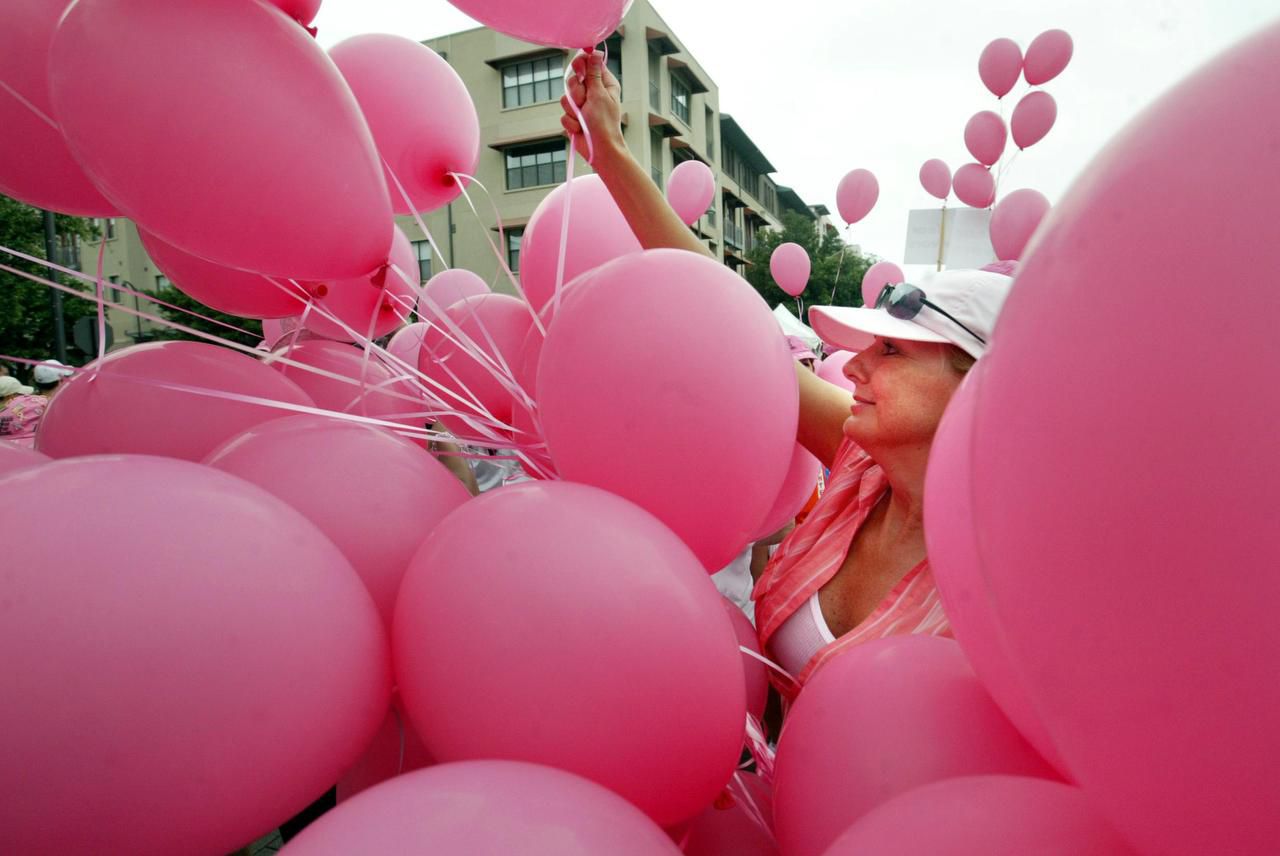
[1011,90,1058,149]
[666,160,717,226]
[521,174,644,314]
[953,163,996,208]
[206,414,471,628]
[989,188,1051,261]
[825,776,1136,856]
[335,703,433,803]
[264,339,425,429]
[964,110,1008,166]
[385,321,430,369]
[860,260,904,307]
[36,341,314,461]
[394,481,747,826]
[260,316,301,349]
[418,267,490,322]
[0,455,390,855]
[330,34,479,216]
[721,599,769,722]
[919,159,952,200]
[48,0,394,280]
[816,350,857,394]
[303,227,417,341]
[772,635,1059,856]
[139,227,309,319]
[1023,29,1074,86]
[444,0,630,49]
[288,761,682,854]
[0,443,50,478]
[978,37,1024,99]
[750,442,821,541]
[836,169,879,225]
[268,0,322,25]
[769,242,811,296]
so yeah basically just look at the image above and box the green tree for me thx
[0,195,100,378]
[742,210,875,313]
[148,285,263,349]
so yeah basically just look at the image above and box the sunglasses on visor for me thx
[874,282,987,346]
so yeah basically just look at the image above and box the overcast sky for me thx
[313,0,1276,271]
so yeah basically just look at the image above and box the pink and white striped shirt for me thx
[752,437,951,698]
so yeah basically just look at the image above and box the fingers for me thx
[560,114,582,136]
[571,52,588,79]
[565,73,586,106]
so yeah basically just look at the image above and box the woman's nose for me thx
[844,351,870,385]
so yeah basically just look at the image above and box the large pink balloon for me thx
[520,174,643,314]
[835,169,878,225]
[0,0,118,214]
[418,267,490,322]
[0,442,50,477]
[36,341,314,461]
[772,636,1058,856]
[1023,29,1074,86]
[815,350,857,394]
[393,481,746,826]
[206,415,471,628]
[264,339,425,428]
[953,162,996,208]
[860,260,904,307]
[918,158,951,200]
[978,37,1023,99]
[750,442,821,541]
[967,23,1280,856]
[964,110,1007,166]
[287,761,682,854]
[1011,90,1058,149]
[48,0,393,279]
[989,188,1051,261]
[443,0,629,49]
[304,227,417,341]
[537,250,797,571]
[769,242,811,297]
[139,227,309,319]
[666,159,717,226]
[0,455,390,855]
[824,776,1135,856]
[329,34,479,215]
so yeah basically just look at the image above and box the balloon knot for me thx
[304,24,318,38]
[713,790,736,810]
[370,262,390,289]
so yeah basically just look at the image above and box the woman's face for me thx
[842,336,965,450]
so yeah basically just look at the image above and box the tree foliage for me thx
[741,210,875,316]
[148,286,263,349]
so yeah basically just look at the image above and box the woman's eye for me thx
[881,341,898,355]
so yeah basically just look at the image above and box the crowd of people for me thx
[0,359,72,448]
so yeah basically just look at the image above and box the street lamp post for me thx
[41,209,69,363]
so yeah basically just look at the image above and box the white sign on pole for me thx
[904,207,996,269]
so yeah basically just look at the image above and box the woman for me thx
[560,53,1012,698]
[0,375,49,449]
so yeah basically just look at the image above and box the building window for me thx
[506,229,523,273]
[670,74,690,125]
[155,274,171,290]
[648,48,661,110]
[705,108,716,161]
[97,217,117,240]
[706,202,716,226]
[649,129,664,190]
[107,273,122,303]
[504,139,567,190]
[598,36,622,94]
[501,54,560,109]
[412,239,432,282]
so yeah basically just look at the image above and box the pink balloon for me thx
[385,321,430,369]
[825,776,1135,856]
[1011,90,1058,149]
[683,773,778,856]
[989,188,1051,261]
[1023,29,1074,86]
[268,0,322,26]
[968,23,1280,856]
[978,37,1024,99]
[393,481,746,826]
[722,599,769,721]
[924,365,1071,777]
[264,339,425,429]
[860,260,904,307]
[417,267,491,322]
[36,341,314,461]
[48,0,393,279]
[139,227,309,319]
[260,316,301,349]
[329,34,479,215]
[964,110,1008,166]
[953,162,996,208]
[335,703,433,803]
[815,350,857,394]
[0,442,50,477]
[288,761,682,854]
[537,250,797,571]
[444,0,629,49]
[769,242,811,297]
[918,158,952,200]
[0,455,390,855]
[750,442,821,541]
[510,320,554,472]
[206,415,471,628]
[666,159,717,226]
[835,169,878,225]
[303,227,417,341]
[772,636,1059,856]
[520,174,643,314]
[419,293,532,437]
[0,0,118,214]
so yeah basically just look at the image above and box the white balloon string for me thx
[392,706,407,776]
[743,713,776,784]
[382,158,450,272]
[727,770,775,841]
[738,645,794,683]
[0,78,60,130]
[91,239,108,374]
[563,50,596,165]
[553,135,576,318]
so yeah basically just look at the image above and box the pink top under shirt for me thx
[0,394,48,449]
[752,436,952,698]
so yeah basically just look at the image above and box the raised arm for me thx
[796,365,853,469]
[560,52,712,258]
